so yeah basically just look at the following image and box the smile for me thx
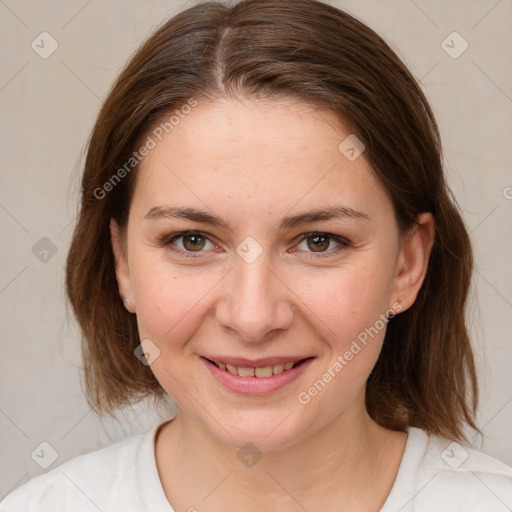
[207,359,299,378]
[201,356,315,395]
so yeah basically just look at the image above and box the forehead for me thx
[149,97,343,163]
[130,97,391,223]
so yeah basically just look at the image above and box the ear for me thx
[110,218,135,313]
[391,212,435,313]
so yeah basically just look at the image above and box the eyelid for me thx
[161,230,218,258]
[295,231,351,247]
[161,230,351,258]
[292,232,351,258]
[161,230,212,245]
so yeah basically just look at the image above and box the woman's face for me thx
[113,97,431,451]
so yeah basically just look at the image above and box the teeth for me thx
[238,367,255,377]
[226,363,238,375]
[273,363,284,374]
[255,366,273,378]
[213,360,299,378]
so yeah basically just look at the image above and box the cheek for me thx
[292,266,394,416]
[132,254,395,348]
[131,261,223,348]
[296,261,394,342]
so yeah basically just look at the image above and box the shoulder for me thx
[424,432,512,506]
[0,431,147,511]
[384,427,512,511]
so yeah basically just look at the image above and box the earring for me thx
[124,298,131,304]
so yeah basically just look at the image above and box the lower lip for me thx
[201,357,315,395]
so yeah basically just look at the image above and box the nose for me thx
[215,255,294,343]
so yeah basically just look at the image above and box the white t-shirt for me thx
[1,421,511,511]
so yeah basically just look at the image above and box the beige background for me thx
[1,0,511,499]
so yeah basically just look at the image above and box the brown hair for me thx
[66,0,478,441]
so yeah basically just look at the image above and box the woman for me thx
[2,0,511,510]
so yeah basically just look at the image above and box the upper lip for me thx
[202,355,314,368]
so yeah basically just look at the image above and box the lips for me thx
[201,355,316,395]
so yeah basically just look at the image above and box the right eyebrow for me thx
[144,206,232,230]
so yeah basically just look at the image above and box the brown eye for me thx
[182,234,206,251]
[163,231,217,258]
[306,235,330,252]
[293,232,350,258]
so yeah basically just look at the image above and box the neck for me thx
[155,392,407,511]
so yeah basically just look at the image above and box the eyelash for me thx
[160,230,351,259]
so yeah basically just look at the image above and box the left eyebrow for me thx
[278,205,369,229]
[143,204,369,231]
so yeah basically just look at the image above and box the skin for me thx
[111,96,435,511]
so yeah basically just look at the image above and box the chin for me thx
[203,409,312,453]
